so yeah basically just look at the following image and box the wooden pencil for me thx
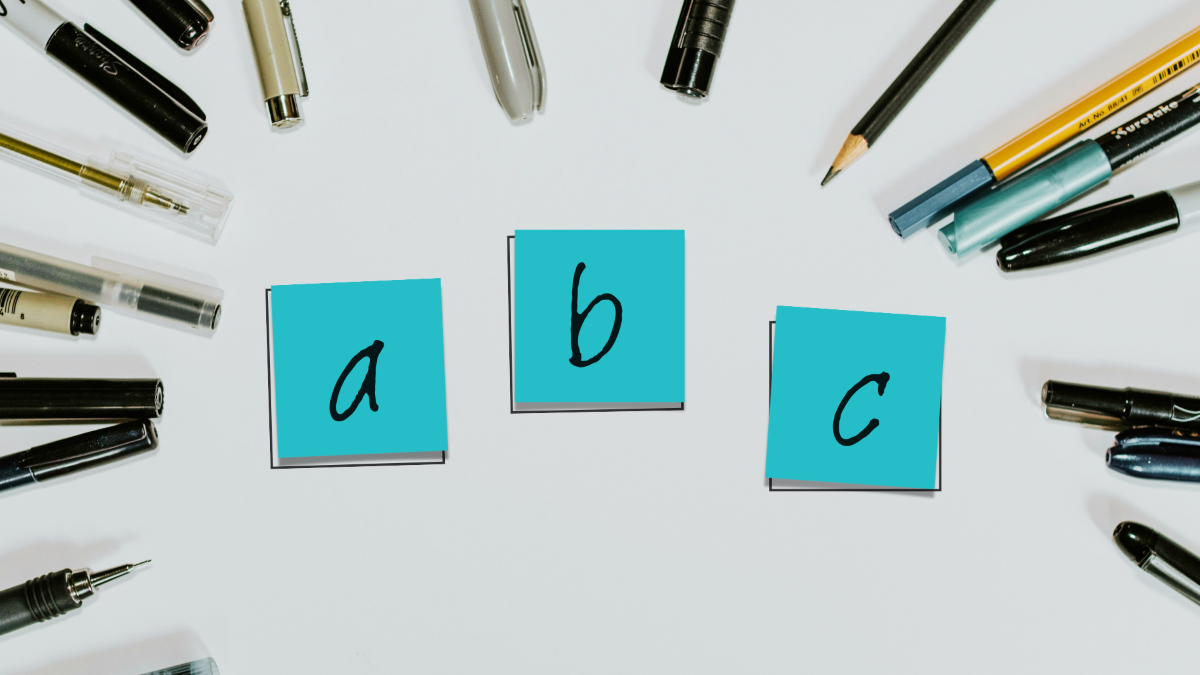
[822,0,995,186]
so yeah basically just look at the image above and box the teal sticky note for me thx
[514,230,685,407]
[270,279,448,458]
[766,306,945,488]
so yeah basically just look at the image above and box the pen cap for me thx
[0,377,163,420]
[127,0,214,50]
[15,419,158,482]
[468,0,545,122]
[141,659,220,675]
[243,0,306,127]
[661,0,735,98]
[93,258,222,331]
[1166,178,1200,228]
[82,151,233,242]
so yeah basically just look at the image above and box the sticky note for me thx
[268,279,448,464]
[766,306,945,489]
[512,230,684,411]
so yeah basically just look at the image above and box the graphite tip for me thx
[820,167,839,187]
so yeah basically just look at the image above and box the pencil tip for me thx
[820,168,838,187]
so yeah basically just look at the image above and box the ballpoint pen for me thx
[1113,522,1200,607]
[1107,428,1200,483]
[1042,380,1200,432]
[0,419,159,493]
[243,0,308,128]
[0,288,100,336]
[128,0,214,50]
[661,0,735,99]
[468,0,545,122]
[0,374,163,420]
[0,242,223,332]
[0,122,232,242]
[0,0,207,153]
[0,561,148,637]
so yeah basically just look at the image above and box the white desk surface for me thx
[2,0,1199,672]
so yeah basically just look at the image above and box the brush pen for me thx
[889,24,1200,238]
[0,374,162,420]
[1106,428,1200,483]
[0,288,100,336]
[1113,522,1200,607]
[0,561,148,637]
[1042,380,1200,432]
[0,0,207,153]
[941,84,1200,257]
[998,178,1200,271]
[128,0,214,51]
[0,419,159,493]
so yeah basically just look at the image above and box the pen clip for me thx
[280,0,309,98]
[510,0,544,111]
[83,24,207,122]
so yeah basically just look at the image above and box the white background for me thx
[2,0,1199,672]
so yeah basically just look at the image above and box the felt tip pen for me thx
[0,242,222,332]
[0,374,163,420]
[940,84,1200,257]
[888,24,1200,238]
[1042,380,1200,433]
[0,561,148,637]
[1113,522,1200,608]
[0,419,158,493]
[0,0,207,153]
[0,288,99,336]
[1107,428,1200,483]
[243,0,308,128]
[128,0,214,51]
[998,178,1200,271]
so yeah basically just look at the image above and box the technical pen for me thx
[0,288,100,336]
[998,178,1200,271]
[0,0,207,153]
[0,419,158,493]
[1042,380,1200,432]
[1107,428,1200,483]
[244,0,309,128]
[1113,522,1200,608]
[0,561,148,637]
[128,0,214,51]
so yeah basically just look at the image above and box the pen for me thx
[660,0,734,99]
[1113,522,1200,608]
[142,660,220,675]
[998,178,1200,271]
[243,0,308,128]
[940,84,1200,257]
[1042,380,1200,432]
[889,24,1200,238]
[0,243,222,332]
[0,122,232,242]
[0,288,100,336]
[0,374,162,420]
[0,419,159,493]
[1107,428,1200,483]
[468,0,545,122]
[127,0,214,51]
[0,561,148,637]
[0,0,207,153]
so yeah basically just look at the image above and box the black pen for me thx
[1042,380,1200,432]
[0,419,158,493]
[0,374,163,420]
[1113,522,1200,608]
[1107,428,1200,483]
[127,0,214,51]
[0,561,148,637]
[0,0,207,153]
[999,178,1200,271]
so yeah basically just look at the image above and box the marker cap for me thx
[888,160,993,238]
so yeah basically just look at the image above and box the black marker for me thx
[0,419,159,494]
[1113,522,1200,608]
[1107,428,1200,483]
[0,0,207,153]
[1042,380,1200,432]
[127,0,213,51]
[0,374,163,420]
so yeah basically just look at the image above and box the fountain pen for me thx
[0,561,148,637]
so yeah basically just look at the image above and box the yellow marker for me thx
[890,24,1200,238]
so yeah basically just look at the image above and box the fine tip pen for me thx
[1042,380,1200,433]
[0,242,222,332]
[0,123,232,242]
[1113,522,1200,608]
[660,0,734,100]
[0,288,100,337]
[128,0,215,51]
[0,374,163,420]
[468,0,545,122]
[0,561,149,637]
[0,419,159,494]
[243,0,309,128]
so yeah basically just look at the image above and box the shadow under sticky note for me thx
[508,231,685,413]
[266,280,448,469]
[766,308,944,490]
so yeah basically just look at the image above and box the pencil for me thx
[889,23,1200,238]
[822,0,995,186]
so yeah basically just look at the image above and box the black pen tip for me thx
[820,167,838,187]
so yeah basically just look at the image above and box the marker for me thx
[0,0,207,153]
[0,288,99,336]
[940,84,1200,257]
[998,178,1200,271]
[0,419,159,493]
[1113,522,1200,608]
[1042,380,1200,433]
[1107,428,1200,483]
[889,24,1200,238]
[661,0,735,99]
[127,0,214,51]
[243,0,308,128]
[0,374,163,420]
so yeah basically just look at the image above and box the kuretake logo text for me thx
[1110,102,1179,139]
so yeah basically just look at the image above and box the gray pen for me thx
[468,0,546,122]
